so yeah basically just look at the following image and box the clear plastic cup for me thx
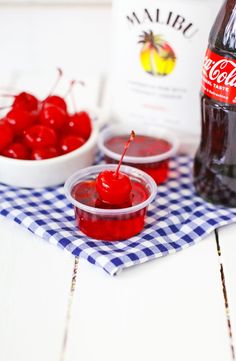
[98,124,179,185]
[64,164,157,241]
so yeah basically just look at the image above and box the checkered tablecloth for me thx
[1,155,236,276]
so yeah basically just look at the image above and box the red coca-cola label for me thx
[201,48,236,104]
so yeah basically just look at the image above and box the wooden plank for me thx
[64,234,232,361]
[217,223,236,358]
[0,216,75,361]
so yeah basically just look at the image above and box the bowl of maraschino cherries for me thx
[64,131,157,241]
[0,69,101,188]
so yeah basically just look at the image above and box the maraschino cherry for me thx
[13,92,39,112]
[40,104,67,130]
[60,135,85,154]
[42,68,67,112]
[0,69,92,160]
[6,108,36,134]
[65,80,92,140]
[23,124,57,149]
[31,146,59,160]
[1,91,39,112]
[2,142,29,159]
[40,68,68,129]
[0,121,14,152]
[96,131,135,206]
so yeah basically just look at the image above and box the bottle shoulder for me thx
[209,1,236,54]
[201,93,236,110]
[207,45,236,60]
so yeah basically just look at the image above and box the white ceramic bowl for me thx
[0,109,103,188]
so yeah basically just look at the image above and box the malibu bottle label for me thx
[109,0,222,153]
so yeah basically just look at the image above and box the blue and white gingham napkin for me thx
[1,155,236,276]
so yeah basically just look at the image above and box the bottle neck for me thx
[209,0,236,53]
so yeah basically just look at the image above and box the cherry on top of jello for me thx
[72,177,149,209]
[105,134,171,157]
[96,170,132,206]
[96,131,135,206]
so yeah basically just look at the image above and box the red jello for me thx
[105,135,171,184]
[98,125,179,185]
[64,164,157,241]
[72,178,148,240]
[105,135,171,157]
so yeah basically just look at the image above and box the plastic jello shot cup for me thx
[64,164,157,241]
[98,124,179,185]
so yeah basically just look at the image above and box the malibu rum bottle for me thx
[109,0,223,154]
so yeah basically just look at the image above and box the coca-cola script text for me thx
[201,48,236,104]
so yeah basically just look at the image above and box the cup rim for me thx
[64,164,157,215]
[98,124,179,164]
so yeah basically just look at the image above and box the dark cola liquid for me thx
[194,94,236,207]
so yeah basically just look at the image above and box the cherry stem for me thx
[48,67,63,95]
[66,79,85,112]
[115,131,135,178]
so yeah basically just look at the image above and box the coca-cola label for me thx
[202,48,236,104]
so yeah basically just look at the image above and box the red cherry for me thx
[12,92,39,112]
[24,125,57,149]
[6,108,36,134]
[2,142,30,159]
[31,147,59,160]
[40,104,67,130]
[96,131,135,205]
[96,170,132,205]
[43,95,67,112]
[67,111,92,140]
[0,121,14,151]
[60,135,85,154]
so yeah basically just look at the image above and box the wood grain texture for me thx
[218,223,236,358]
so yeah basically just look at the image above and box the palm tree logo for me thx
[139,30,177,76]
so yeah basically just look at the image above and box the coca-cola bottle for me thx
[193,0,236,207]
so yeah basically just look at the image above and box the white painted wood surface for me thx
[0,216,75,361]
[64,234,233,361]
[0,215,235,361]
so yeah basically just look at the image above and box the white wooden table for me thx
[0,216,235,361]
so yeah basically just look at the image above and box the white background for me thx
[0,2,236,361]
